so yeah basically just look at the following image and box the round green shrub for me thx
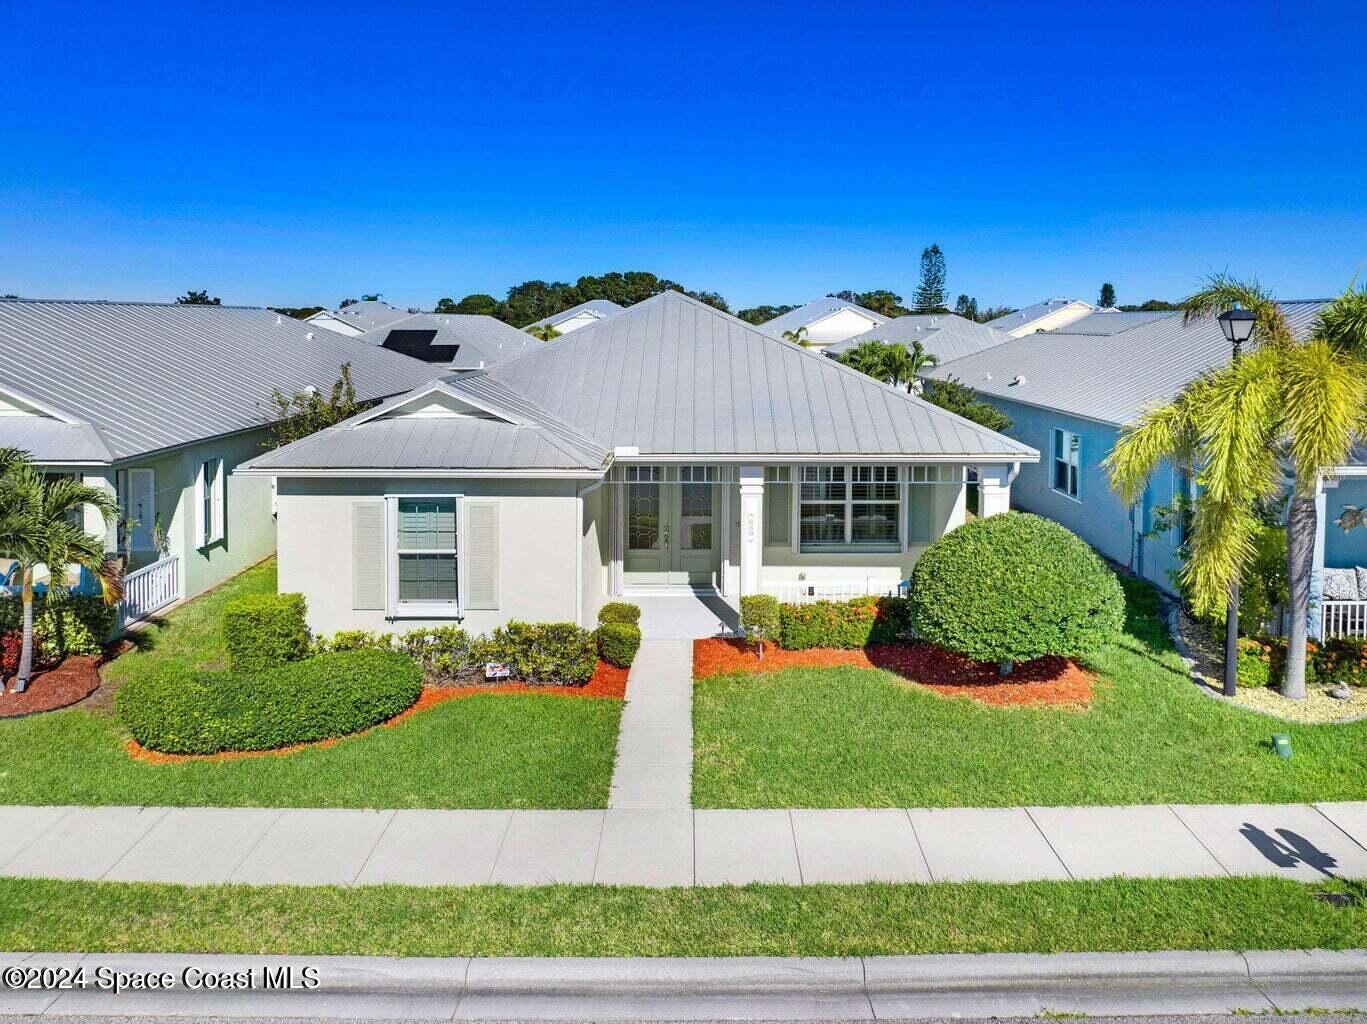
[222,592,309,672]
[117,649,422,755]
[739,594,780,639]
[909,512,1125,665]
[1236,638,1272,688]
[597,622,642,668]
[597,602,642,626]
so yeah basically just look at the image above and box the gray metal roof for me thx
[357,313,541,368]
[491,290,1034,459]
[758,297,891,337]
[528,299,626,330]
[330,300,413,330]
[1046,310,1176,335]
[824,314,1013,364]
[985,297,1096,333]
[1,417,113,464]
[0,300,441,463]
[925,301,1329,427]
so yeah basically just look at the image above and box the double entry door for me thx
[623,465,721,587]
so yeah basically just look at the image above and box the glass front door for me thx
[623,465,720,586]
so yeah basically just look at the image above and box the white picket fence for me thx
[1322,600,1367,640]
[761,579,902,605]
[116,555,180,631]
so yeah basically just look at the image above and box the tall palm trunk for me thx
[1282,492,1318,700]
[16,570,34,693]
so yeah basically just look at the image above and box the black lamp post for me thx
[1217,305,1258,696]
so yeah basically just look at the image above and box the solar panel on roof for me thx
[381,329,458,363]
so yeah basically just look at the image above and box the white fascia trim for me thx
[614,453,1040,465]
[0,385,84,424]
[344,380,527,429]
[234,467,605,479]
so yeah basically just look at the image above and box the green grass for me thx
[0,876,1361,956]
[694,578,1367,807]
[0,561,621,809]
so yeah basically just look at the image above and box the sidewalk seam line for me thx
[1024,806,1073,881]
[350,809,399,886]
[903,808,935,882]
[0,805,74,874]
[789,809,805,883]
[486,811,516,884]
[96,805,172,882]
[1311,802,1367,855]
[225,808,286,880]
[1169,803,1234,876]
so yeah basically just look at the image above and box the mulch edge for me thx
[0,655,103,719]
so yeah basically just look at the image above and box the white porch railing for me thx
[761,579,902,605]
[1321,600,1367,640]
[117,555,180,630]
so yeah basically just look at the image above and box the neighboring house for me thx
[356,313,541,370]
[985,297,1104,338]
[242,291,1038,638]
[306,299,413,338]
[0,299,437,628]
[1319,444,1367,638]
[824,313,1012,365]
[921,303,1330,598]
[760,298,891,351]
[526,299,626,336]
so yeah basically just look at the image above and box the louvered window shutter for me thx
[352,501,386,610]
[464,501,499,610]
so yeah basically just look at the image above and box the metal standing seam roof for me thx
[527,299,627,330]
[985,297,1097,333]
[0,300,442,463]
[824,313,1013,364]
[758,297,891,338]
[924,300,1329,427]
[1044,310,1175,335]
[355,313,542,368]
[329,300,413,330]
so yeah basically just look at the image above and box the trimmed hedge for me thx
[0,594,115,659]
[482,621,598,684]
[597,623,642,668]
[597,602,641,626]
[117,649,422,755]
[739,595,780,640]
[909,512,1125,665]
[777,595,916,650]
[222,593,309,672]
[1317,638,1367,687]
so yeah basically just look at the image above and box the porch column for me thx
[738,465,764,596]
[1309,477,1330,640]
[977,463,1015,518]
[81,469,118,552]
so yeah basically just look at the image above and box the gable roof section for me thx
[824,313,1012,364]
[0,300,439,462]
[759,298,891,337]
[333,299,412,330]
[925,300,1328,427]
[1045,310,1175,335]
[491,290,1034,459]
[985,297,1097,334]
[357,313,540,368]
[528,299,627,330]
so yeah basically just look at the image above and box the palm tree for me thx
[840,339,939,392]
[0,452,121,692]
[782,326,812,348]
[526,324,561,342]
[1105,276,1367,699]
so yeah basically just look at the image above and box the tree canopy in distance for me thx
[1099,282,1117,307]
[176,289,220,305]
[912,244,948,313]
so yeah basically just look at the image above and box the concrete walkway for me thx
[608,640,695,810]
[4,802,1367,888]
[3,949,1366,1018]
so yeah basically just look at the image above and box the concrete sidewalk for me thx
[3,802,1367,888]
[608,640,695,811]
[3,949,1366,1018]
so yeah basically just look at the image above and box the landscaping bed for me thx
[0,655,101,717]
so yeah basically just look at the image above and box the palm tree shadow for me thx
[1240,822,1338,877]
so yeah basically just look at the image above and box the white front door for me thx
[122,468,156,552]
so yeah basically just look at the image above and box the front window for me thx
[799,465,901,551]
[1052,429,1080,499]
[396,498,458,606]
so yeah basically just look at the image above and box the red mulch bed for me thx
[0,656,102,717]
[692,638,1093,708]
[126,659,628,764]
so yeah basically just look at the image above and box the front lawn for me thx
[693,578,1367,808]
[0,875,1361,956]
[0,561,621,809]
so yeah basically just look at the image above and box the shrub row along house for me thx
[240,291,1037,637]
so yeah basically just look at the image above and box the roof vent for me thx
[1010,375,1027,387]
[304,385,319,397]
[275,315,282,325]
[305,331,314,340]
[983,373,993,381]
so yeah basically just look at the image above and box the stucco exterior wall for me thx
[580,482,610,624]
[803,309,884,348]
[1326,477,1367,570]
[275,476,584,639]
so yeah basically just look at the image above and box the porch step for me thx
[622,584,721,598]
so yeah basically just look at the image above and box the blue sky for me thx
[2,0,1364,312]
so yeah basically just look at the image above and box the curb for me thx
[3,949,1367,1019]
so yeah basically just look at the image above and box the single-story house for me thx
[759,298,891,351]
[306,299,414,338]
[985,297,1105,338]
[526,299,626,336]
[824,313,1012,365]
[241,291,1038,638]
[0,299,437,627]
[1320,444,1367,637]
[355,312,541,369]
[921,303,1360,624]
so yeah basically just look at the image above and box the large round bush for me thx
[117,649,423,755]
[909,512,1125,665]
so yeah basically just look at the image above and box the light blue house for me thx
[921,304,1366,630]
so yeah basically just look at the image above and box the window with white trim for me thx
[798,465,901,551]
[197,457,224,547]
[395,498,459,610]
[1052,429,1080,499]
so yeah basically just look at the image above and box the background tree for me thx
[839,339,938,392]
[921,376,1012,432]
[954,294,979,320]
[526,324,560,342]
[912,244,948,313]
[266,364,367,449]
[1099,282,1117,308]
[339,297,358,308]
[1118,298,1180,312]
[782,326,812,347]
[176,289,220,305]
[855,290,904,317]
[736,304,797,326]
[360,293,382,302]
[435,294,499,315]
[0,450,122,692]
[977,304,1016,323]
[269,305,324,320]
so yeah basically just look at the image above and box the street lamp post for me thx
[1217,305,1258,696]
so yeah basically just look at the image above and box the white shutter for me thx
[464,500,499,610]
[352,501,386,610]
[194,461,208,547]
[211,458,225,543]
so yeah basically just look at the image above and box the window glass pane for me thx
[852,503,899,543]
[679,482,713,550]
[627,483,660,549]
[800,504,846,544]
[765,480,791,545]
[907,487,933,543]
[398,553,458,602]
[398,499,456,550]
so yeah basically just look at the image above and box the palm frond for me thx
[1180,496,1262,617]
[1313,282,1367,357]
[1187,347,1284,504]
[1104,397,1198,506]
[1281,339,1367,493]
[1180,272,1293,349]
